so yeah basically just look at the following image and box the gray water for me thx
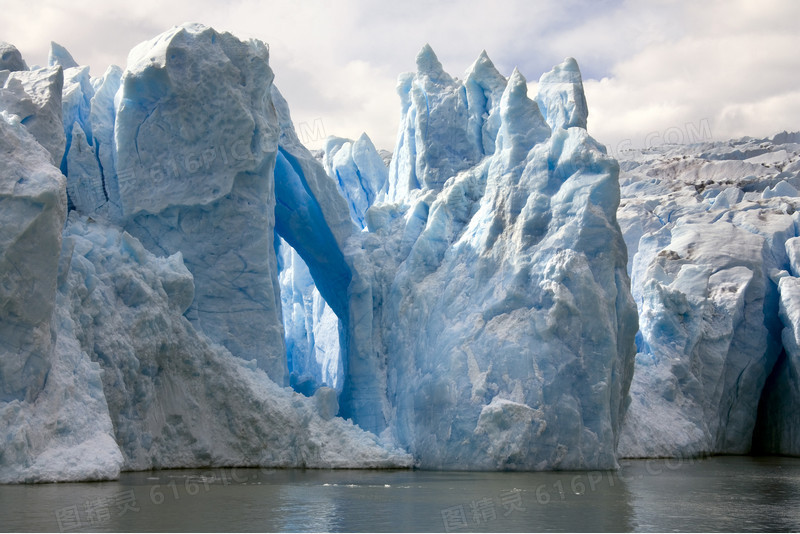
[1,456,799,532]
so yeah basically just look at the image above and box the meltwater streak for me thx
[1,457,799,532]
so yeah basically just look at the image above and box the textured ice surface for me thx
[0,112,66,403]
[0,65,65,165]
[387,46,504,202]
[0,42,28,72]
[87,64,122,218]
[617,135,800,457]
[323,133,387,228]
[65,123,105,213]
[56,215,410,473]
[59,64,94,173]
[534,57,588,131]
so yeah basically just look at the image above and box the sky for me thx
[2,0,799,155]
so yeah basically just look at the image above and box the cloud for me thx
[582,0,800,154]
[1,0,798,151]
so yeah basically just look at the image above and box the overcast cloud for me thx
[2,0,798,152]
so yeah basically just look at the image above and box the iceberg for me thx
[0,25,413,483]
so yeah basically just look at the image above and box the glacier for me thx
[617,134,800,458]
[2,21,800,483]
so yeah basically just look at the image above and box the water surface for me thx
[1,456,799,532]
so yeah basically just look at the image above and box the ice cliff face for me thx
[347,48,636,469]
[0,111,121,483]
[617,135,800,458]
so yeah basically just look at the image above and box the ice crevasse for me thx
[0,23,638,481]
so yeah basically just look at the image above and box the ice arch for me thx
[271,87,389,433]
[273,147,351,320]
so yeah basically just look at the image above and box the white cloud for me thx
[582,0,800,153]
[1,0,798,151]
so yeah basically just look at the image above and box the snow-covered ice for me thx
[0,42,28,72]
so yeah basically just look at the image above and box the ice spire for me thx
[535,57,588,130]
[48,41,79,69]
